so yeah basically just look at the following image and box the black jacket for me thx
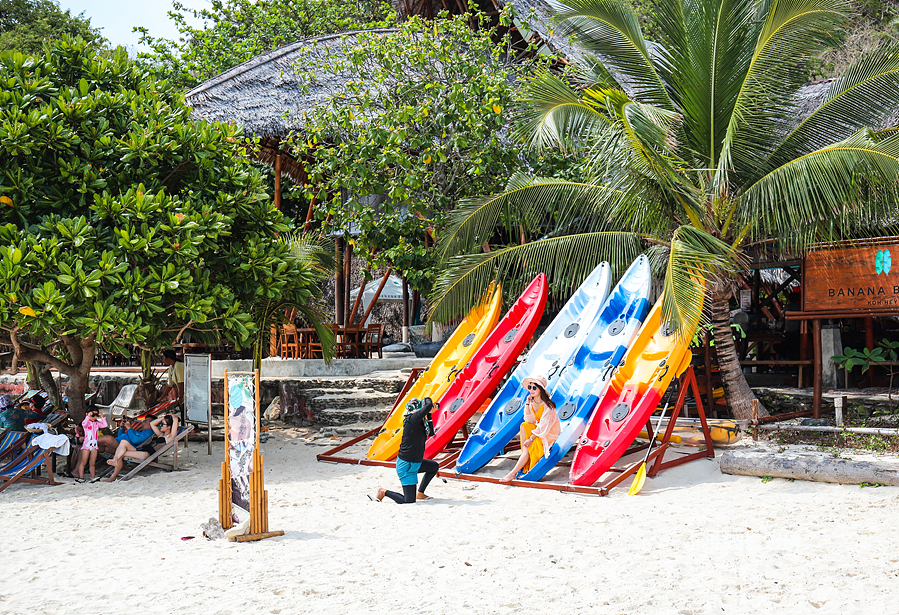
[398,398,433,463]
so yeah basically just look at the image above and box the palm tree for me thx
[431,0,899,419]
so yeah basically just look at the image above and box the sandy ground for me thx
[1,430,898,615]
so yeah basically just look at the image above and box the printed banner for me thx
[226,373,256,514]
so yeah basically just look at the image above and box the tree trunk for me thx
[34,362,62,409]
[137,349,158,408]
[67,370,90,422]
[710,291,768,419]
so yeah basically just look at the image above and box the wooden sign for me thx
[804,239,899,312]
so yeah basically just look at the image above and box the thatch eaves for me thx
[185,28,401,140]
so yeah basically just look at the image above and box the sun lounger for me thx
[118,425,194,482]
[132,398,180,421]
[97,385,137,421]
[0,431,29,462]
[0,439,60,494]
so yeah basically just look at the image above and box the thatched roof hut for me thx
[185,28,401,183]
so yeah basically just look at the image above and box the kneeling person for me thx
[374,397,439,504]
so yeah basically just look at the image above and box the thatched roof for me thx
[185,28,400,139]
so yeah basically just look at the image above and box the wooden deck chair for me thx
[0,440,59,494]
[0,431,29,462]
[365,324,385,359]
[119,424,194,482]
[131,398,180,422]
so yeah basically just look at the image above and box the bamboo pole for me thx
[273,153,282,211]
[360,269,391,325]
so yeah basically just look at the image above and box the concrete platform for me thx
[210,355,425,378]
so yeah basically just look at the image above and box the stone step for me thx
[315,405,394,426]
[278,376,405,394]
[319,421,382,438]
[307,389,398,412]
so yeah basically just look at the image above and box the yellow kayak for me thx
[365,284,503,460]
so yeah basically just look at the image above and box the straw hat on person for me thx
[522,375,548,391]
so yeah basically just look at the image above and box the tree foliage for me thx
[137,0,396,89]
[0,0,102,55]
[292,12,528,294]
[434,0,899,419]
[0,38,329,418]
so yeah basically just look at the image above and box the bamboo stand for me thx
[218,369,284,542]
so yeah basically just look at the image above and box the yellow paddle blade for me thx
[628,462,647,496]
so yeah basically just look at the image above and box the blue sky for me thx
[59,0,207,52]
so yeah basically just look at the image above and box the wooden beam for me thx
[273,153,282,211]
[335,236,345,326]
[813,319,822,419]
[360,269,391,325]
[343,241,353,327]
[303,193,316,232]
[348,260,372,325]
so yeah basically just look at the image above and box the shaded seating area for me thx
[272,322,386,359]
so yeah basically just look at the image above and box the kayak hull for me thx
[454,263,613,475]
[365,285,502,460]
[424,275,549,459]
[569,299,695,486]
[520,256,652,482]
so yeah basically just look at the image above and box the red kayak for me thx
[424,274,548,459]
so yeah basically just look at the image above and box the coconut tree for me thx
[431,0,899,419]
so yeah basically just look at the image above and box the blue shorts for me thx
[395,459,421,486]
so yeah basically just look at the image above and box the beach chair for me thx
[0,438,60,494]
[0,430,29,461]
[131,398,180,422]
[119,424,194,482]
[96,385,137,421]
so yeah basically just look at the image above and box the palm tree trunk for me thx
[710,292,768,420]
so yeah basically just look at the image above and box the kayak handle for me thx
[487,362,499,379]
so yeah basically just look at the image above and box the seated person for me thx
[104,414,179,482]
[0,394,24,431]
[22,395,48,422]
[97,416,154,455]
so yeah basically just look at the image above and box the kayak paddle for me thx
[627,400,672,496]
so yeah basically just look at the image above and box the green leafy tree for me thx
[293,11,527,295]
[0,38,330,420]
[433,0,899,420]
[137,0,396,89]
[0,0,102,54]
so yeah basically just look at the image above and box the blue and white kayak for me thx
[518,255,652,482]
[454,261,612,475]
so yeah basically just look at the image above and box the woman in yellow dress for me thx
[499,375,560,483]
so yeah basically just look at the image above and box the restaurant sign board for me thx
[804,239,899,312]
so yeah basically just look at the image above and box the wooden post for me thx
[303,194,317,232]
[402,277,410,344]
[813,319,822,419]
[335,236,345,326]
[703,331,715,418]
[218,369,233,529]
[360,269,391,326]
[751,399,759,441]
[344,241,353,327]
[273,153,282,211]
[348,264,371,325]
[799,320,808,388]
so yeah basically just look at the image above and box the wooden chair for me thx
[342,325,364,358]
[280,324,300,358]
[0,438,60,494]
[365,324,385,359]
[119,424,194,481]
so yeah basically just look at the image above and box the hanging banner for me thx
[226,372,257,515]
[804,239,899,312]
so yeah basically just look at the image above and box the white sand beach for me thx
[2,430,898,615]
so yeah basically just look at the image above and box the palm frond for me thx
[430,232,642,324]
[516,68,614,151]
[284,231,336,275]
[437,175,623,259]
[716,0,850,185]
[654,0,757,169]
[738,129,899,251]
[549,0,673,109]
[661,225,739,340]
[763,42,899,173]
